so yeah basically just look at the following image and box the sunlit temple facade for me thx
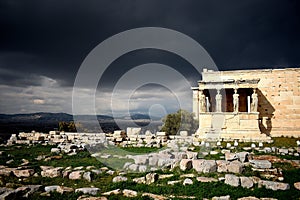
[192,68,300,141]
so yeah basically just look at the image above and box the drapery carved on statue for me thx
[251,89,258,112]
[233,89,239,112]
[199,90,206,113]
[215,90,222,112]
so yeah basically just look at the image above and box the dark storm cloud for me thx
[1,1,299,79]
[0,0,299,114]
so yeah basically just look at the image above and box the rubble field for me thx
[0,135,300,199]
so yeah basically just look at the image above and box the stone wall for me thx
[204,68,300,137]
[7,129,196,147]
[9,131,106,145]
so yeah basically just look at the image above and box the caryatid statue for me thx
[199,90,206,113]
[251,88,258,112]
[233,89,239,112]
[215,89,222,112]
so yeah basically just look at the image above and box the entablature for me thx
[196,79,260,90]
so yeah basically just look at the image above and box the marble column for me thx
[215,89,222,112]
[192,89,199,119]
[251,88,258,112]
[199,90,206,113]
[247,96,251,113]
[233,88,239,113]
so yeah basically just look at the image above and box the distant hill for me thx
[0,112,116,122]
[0,112,73,122]
[119,113,162,121]
[0,112,112,136]
[0,112,163,138]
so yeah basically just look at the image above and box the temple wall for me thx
[204,68,300,137]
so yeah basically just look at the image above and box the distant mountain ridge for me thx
[0,112,114,122]
[120,113,162,121]
[0,112,163,137]
[0,112,161,122]
[0,112,73,122]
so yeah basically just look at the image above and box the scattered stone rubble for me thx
[7,131,107,147]
[7,128,197,149]
[2,128,300,199]
[7,128,300,157]
[0,154,297,199]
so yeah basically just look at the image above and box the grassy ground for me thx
[0,138,299,199]
[268,137,299,148]
[120,146,163,154]
[217,137,299,149]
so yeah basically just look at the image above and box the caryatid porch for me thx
[192,77,270,141]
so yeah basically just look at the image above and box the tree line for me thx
[58,109,198,135]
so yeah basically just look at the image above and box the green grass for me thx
[273,162,296,171]
[253,149,299,161]
[105,180,300,200]
[197,136,299,150]
[120,146,163,154]
[266,137,299,148]
[31,191,81,200]
[1,144,300,200]
[0,144,107,169]
[242,165,261,178]
[31,191,153,200]
[203,153,222,160]
[41,151,105,168]
[0,144,53,167]
[277,154,300,160]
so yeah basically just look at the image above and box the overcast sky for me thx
[0,0,299,116]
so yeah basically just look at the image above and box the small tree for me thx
[161,109,198,135]
[58,121,79,132]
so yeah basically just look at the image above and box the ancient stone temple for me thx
[192,68,300,141]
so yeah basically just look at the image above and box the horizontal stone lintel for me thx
[198,79,260,84]
[199,112,259,115]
